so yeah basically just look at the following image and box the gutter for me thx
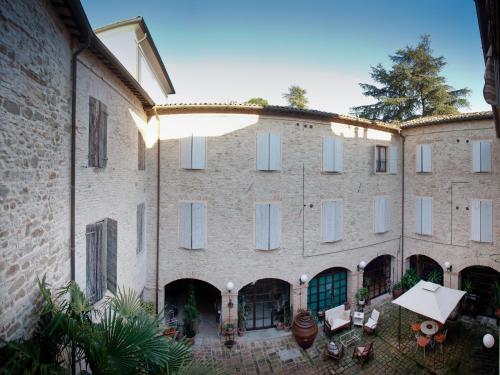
[154,108,161,314]
[398,134,405,348]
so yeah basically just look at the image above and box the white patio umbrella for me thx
[392,280,466,324]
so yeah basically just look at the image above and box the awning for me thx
[392,280,466,324]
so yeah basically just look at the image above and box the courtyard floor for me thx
[193,300,499,374]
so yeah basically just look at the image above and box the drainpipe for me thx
[398,134,406,349]
[154,107,161,314]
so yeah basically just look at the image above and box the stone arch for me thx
[306,266,351,317]
[363,254,395,298]
[459,265,500,316]
[406,254,444,285]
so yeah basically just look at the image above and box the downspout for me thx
[154,107,161,314]
[398,133,405,349]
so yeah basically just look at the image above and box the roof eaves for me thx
[401,111,494,129]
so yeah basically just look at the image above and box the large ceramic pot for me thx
[292,310,318,349]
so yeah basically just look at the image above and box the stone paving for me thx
[193,300,499,374]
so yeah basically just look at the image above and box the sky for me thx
[81,0,489,114]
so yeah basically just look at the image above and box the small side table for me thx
[353,311,365,327]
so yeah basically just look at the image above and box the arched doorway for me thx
[363,255,392,299]
[460,266,500,316]
[238,279,290,330]
[307,267,348,317]
[409,255,443,285]
[164,279,221,337]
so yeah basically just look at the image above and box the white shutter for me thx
[480,200,493,242]
[269,133,281,170]
[374,146,378,172]
[374,197,385,233]
[256,133,269,170]
[191,136,206,169]
[472,141,481,172]
[269,204,281,249]
[191,203,205,249]
[481,141,492,172]
[422,197,432,235]
[416,145,422,172]
[416,197,423,234]
[322,201,334,241]
[334,200,343,241]
[180,137,192,169]
[322,137,334,172]
[334,138,343,172]
[422,144,432,172]
[471,199,481,241]
[384,197,390,231]
[390,145,398,174]
[180,202,192,248]
[255,204,270,249]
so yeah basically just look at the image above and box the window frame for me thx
[375,145,388,173]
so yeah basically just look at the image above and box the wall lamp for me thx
[226,281,234,309]
[357,261,367,272]
[299,274,308,285]
[444,262,452,272]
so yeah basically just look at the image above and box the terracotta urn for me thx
[292,310,318,349]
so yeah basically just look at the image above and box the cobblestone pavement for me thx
[193,301,499,374]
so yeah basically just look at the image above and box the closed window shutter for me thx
[334,200,343,241]
[136,203,145,254]
[256,133,269,170]
[481,141,492,172]
[374,146,378,172]
[88,97,107,168]
[334,138,343,172]
[322,137,334,172]
[191,202,205,249]
[416,197,423,234]
[180,202,192,248]
[416,145,422,172]
[322,201,334,241]
[256,204,270,249]
[86,222,103,303]
[191,136,206,169]
[422,144,432,172]
[471,199,481,241]
[269,133,281,170]
[390,145,398,174]
[106,218,117,294]
[422,198,432,235]
[269,204,281,249]
[138,131,146,170]
[472,142,482,172]
[480,200,493,242]
[180,136,192,169]
[374,197,387,233]
[384,197,390,231]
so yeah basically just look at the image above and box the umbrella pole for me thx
[398,305,401,348]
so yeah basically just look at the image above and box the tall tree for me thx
[246,97,269,106]
[351,35,471,122]
[283,85,308,109]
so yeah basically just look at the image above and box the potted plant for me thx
[401,268,419,291]
[426,270,442,285]
[391,282,403,299]
[356,287,369,306]
[283,305,291,331]
[237,302,246,336]
[490,281,500,318]
[461,279,477,315]
[182,285,199,345]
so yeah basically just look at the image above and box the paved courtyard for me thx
[193,300,499,374]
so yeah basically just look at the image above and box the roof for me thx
[151,103,400,133]
[95,17,175,95]
[49,0,155,108]
[400,111,494,129]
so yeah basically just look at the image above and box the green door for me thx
[307,268,347,317]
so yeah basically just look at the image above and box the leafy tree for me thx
[283,85,308,109]
[351,35,471,122]
[246,97,269,106]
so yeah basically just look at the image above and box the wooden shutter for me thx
[269,133,281,170]
[472,141,481,172]
[180,202,192,248]
[390,145,397,174]
[374,197,386,233]
[255,204,270,249]
[334,138,343,172]
[471,199,481,241]
[421,197,432,235]
[256,133,269,170]
[88,97,108,168]
[191,136,206,169]
[416,145,422,172]
[269,203,281,249]
[106,218,117,294]
[481,141,492,172]
[416,197,422,234]
[322,137,334,172]
[334,200,343,241]
[322,201,334,242]
[480,200,493,242]
[138,131,146,170]
[137,203,145,254]
[422,144,432,172]
[86,222,104,303]
[180,136,192,169]
[191,202,205,249]
[374,146,379,172]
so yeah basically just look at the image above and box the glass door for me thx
[307,268,347,317]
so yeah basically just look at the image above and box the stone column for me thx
[221,292,237,327]
[291,283,308,317]
[350,270,362,304]
[444,272,459,289]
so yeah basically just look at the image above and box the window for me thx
[472,141,492,172]
[86,218,117,303]
[471,199,493,242]
[138,131,146,170]
[307,268,347,317]
[180,135,206,169]
[136,203,145,254]
[389,145,398,174]
[416,144,432,172]
[321,200,343,242]
[179,202,205,249]
[374,145,387,172]
[255,203,281,250]
[256,133,281,171]
[416,197,432,235]
[88,97,108,168]
[322,137,343,172]
[373,196,389,233]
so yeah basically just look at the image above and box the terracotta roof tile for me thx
[400,111,493,128]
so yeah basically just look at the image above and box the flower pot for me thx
[292,311,318,349]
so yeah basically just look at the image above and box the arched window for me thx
[307,268,348,317]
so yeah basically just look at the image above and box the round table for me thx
[420,320,439,336]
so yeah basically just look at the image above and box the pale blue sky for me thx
[82,0,489,114]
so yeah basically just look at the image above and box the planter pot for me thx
[392,289,403,299]
[358,299,365,306]
[292,311,318,349]
[283,324,291,332]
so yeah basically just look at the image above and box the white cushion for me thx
[365,318,377,329]
[331,318,350,330]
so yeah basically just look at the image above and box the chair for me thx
[434,329,448,353]
[411,322,421,334]
[324,341,344,361]
[363,309,380,334]
[416,335,430,358]
[352,342,374,366]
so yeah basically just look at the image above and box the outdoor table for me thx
[353,311,364,327]
[339,329,361,349]
[420,320,438,336]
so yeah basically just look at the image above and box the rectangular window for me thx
[255,203,281,249]
[471,199,493,242]
[321,200,343,242]
[136,203,145,254]
[373,196,390,233]
[415,197,432,235]
[322,137,343,172]
[416,144,432,172]
[86,218,117,304]
[180,135,206,169]
[389,145,398,174]
[138,131,146,170]
[374,145,387,172]
[179,202,205,249]
[256,133,281,171]
[472,141,492,172]
[88,97,108,168]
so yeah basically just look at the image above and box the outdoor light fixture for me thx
[357,261,367,272]
[299,274,308,285]
[483,333,495,349]
[226,281,235,318]
[226,281,234,293]
[444,261,452,272]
